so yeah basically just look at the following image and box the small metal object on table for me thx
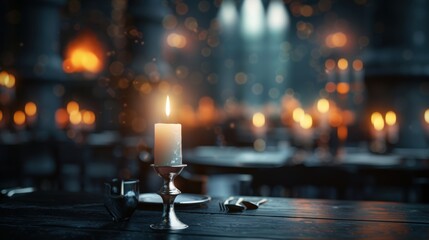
[150,164,188,230]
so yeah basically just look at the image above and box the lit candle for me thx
[154,96,182,166]
[370,112,386,152]
[385,111,398,144]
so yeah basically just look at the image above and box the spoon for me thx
[241,198,268,210]
[224,197,246,212]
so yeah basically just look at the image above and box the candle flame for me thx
[371,112,384,131]
[252,112,265,128]
[165,95,171,117]
[317,98,329,113]
[385,111,396,126]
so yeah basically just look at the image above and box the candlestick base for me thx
[150,164,188,230]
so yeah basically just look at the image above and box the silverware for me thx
[241,198,268,210]
[1,187,35,197]
[219,197,246,212]
[104,179,139,221]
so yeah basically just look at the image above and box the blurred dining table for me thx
[1,191,428,239]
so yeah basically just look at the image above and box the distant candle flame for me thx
[63,33,104,74]
[165,95,171,117]
[317,98,329,113]
[14,111,26,125]
[252,112,265,128]
[300,114,313,129]
[0,71,16,88]
[25,102,37,116]
[371,112,384,131]
[292,108,304,122]
[385,111,396,126]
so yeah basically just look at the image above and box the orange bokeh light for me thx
[385,111,396,126]
[337,58,349,70]
[317,98,330,113]
[55,108,69,128]
[0,71,16,88]
[167,33,187,48]
[337,82,350,94]
[67,101,79,114]
[337,125,348,141]
[252,112,266,128]
[325,82,336,93]
[353,59,363,71]
[300,114,313,129]
[63,33,104,73]
[198,96,215,124]
[325,32,347,48]
[371,112,384,131]
[69,111,82,125]
[325,59,336,71]
[82,110,96,125]
[25,102,37,116]
[14,111,26,125]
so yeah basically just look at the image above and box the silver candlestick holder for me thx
[150,164,188,230]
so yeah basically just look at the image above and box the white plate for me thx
[139,193,211,205]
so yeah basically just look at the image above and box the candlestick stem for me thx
[150,164,188,230]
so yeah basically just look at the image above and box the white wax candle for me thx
[154,123,182,166]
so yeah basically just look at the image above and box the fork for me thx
[219,197,246,212]
[219,196,234,212]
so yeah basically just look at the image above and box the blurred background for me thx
[0,0,428,203]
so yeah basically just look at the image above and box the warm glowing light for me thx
[241,0,264,38]
[292,108,305,122]
[69,111,82,125]
[337,58,348,70]
[165,95,171,117]
[67,101,79,114]
[167,33,187,48]
[385,111,396,126]
[338,125,348,141]
[24,102,37,116]
[317,98,330,113]
[14,111,26,125]
[0,71,8,85]
[325,82,336,93]
[371,112,384,131]
[325,59,336,71]
[267,0,289,33]
[353,59,363,71]
[198,97,215,124]
[63,33,104,73]
[337,82,350,94]
[425,109,429,124]
[252,112,266,128]
[329,111,343,127]
[218,0,238,31]
[82,111,95,125]
[0,110,3,122]
[326,32,347,48]
[300,114,313,129]
[0,72,16,88]
[55,109,69,128]
[6,74,16,88]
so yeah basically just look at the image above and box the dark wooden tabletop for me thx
[1,191,428,239]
